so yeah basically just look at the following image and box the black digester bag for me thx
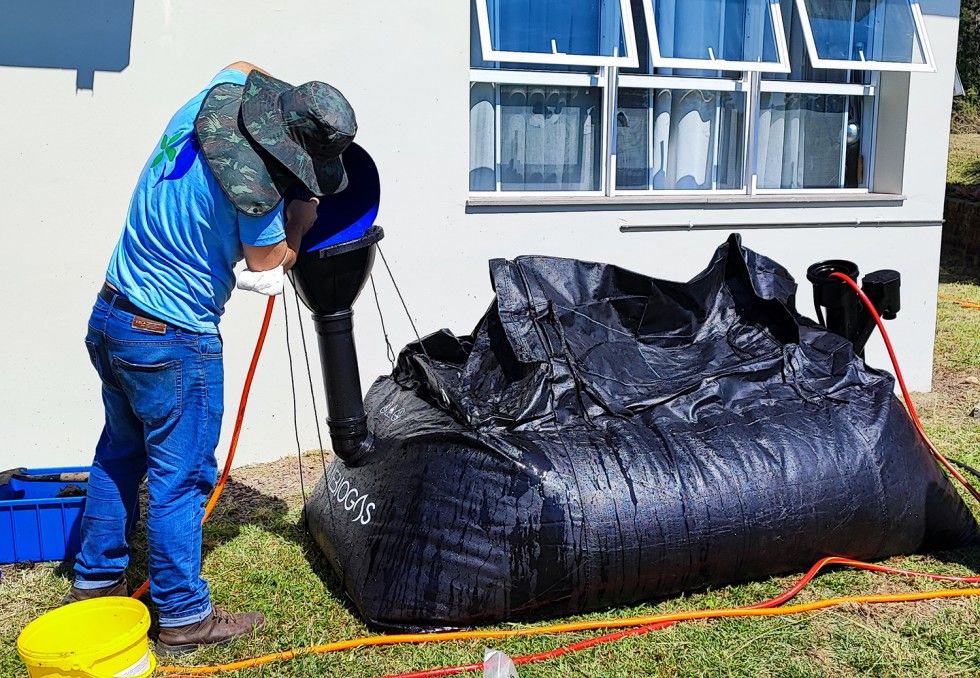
[306,234,977,631]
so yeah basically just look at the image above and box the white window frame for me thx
[612,75,749,196]
[469,69,611,196]
[467,2,905,201]
[751,76,878,193]
[793,0,936,73]
[641,0,792,74]
[474,0,640,69]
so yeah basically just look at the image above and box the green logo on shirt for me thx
[151,133,186,169]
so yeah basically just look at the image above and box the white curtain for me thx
[469,84,497,191]
[617,88,743,191]
[469,85,600,191]
[495,86,599,191]
[615,90,650,189]
[652,90,715,189]
[757,93,847,189]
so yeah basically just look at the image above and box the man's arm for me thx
[224,61,271,77]
[242,197,319,272]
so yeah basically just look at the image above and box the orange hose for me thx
[938,293,980,310]
[159,585,980,675]
[386,555,980,678]
[132,296,277,601]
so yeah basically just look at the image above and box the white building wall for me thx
[0,1,960,469]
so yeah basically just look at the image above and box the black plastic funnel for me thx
[291,144,383,465]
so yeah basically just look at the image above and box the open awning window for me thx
[474,0,640,68]
[641,0,791,73]
[793,0,935,71]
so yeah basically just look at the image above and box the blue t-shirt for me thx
[106,69,286,334]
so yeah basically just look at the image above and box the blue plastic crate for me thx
[0,466,89,564]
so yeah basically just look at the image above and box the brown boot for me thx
[60,578,129,605]
[156,607,265,656]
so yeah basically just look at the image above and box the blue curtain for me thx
[487,0,621,57]
[804,0,922,64]
[653,0,777,64]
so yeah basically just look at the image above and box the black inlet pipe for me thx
[312,309,369,461]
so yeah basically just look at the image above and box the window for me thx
[474,0,640,68]
[470,0,929,197]
[616,86,746,191]
[756,92,868,189]
[470,83,604,191]
[794,0,935,71]
[757,0,875,191]
[642,0,791,73]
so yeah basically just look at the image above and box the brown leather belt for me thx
[99,283,169,328]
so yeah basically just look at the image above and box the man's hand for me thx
[280,196,319,271]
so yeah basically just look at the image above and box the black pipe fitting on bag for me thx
[806,259,901,356]
[291,226,384,465]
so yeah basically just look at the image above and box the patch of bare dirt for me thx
[229,452,332,509]
[914,369,980,423]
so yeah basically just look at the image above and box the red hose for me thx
[385,557,980,678]
[828,273,980,505]
[388,275,980,678]
[132,296,277,601]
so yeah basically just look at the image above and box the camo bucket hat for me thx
[195,70,357,216]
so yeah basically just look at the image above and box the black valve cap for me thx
[862,269,901,320]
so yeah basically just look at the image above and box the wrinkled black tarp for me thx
[306,234,977,631]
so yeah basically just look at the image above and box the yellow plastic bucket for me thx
[17,597,156,678]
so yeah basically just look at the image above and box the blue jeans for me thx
[74,293,223,627]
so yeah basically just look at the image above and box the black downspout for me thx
[312,309,369,461]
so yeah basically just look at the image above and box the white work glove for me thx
[236,254,286,296]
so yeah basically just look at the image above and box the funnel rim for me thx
[307,225,384,260]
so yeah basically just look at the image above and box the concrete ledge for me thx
[467,192,907,211]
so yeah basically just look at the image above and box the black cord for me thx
[282,292,310,531]
[290,276,330,479]
[377,243,430,359]
[370,273,397,369]
[950,457,980,484]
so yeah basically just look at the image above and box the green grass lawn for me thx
[947,133,980,185]
[3,287,980,677]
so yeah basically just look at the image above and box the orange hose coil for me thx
[938,293,980,310]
